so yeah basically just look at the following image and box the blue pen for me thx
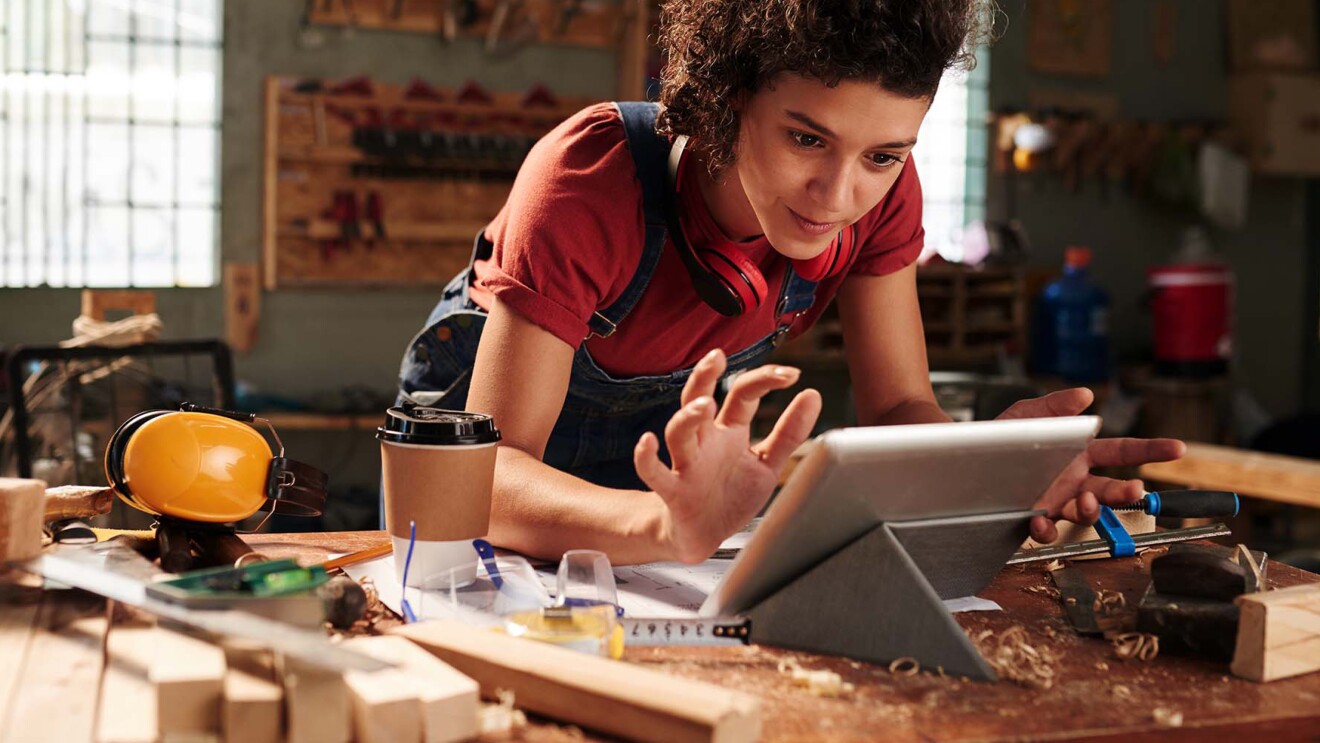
[473,538,503,589]
[399,521,418,623]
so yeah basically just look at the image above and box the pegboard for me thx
[262,75,597,289]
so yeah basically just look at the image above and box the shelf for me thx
[283,220,489,243]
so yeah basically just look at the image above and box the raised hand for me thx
[633,348,822,564]
[997,388,1185,543]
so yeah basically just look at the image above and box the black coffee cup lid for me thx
[377,404,501,446]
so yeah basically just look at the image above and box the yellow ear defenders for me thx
[104,403,328,524]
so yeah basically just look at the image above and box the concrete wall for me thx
[0,0,616,401]
[989,0,1313,418]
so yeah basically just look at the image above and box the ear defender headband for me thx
[664,135,859,317]
[104,403,328,524]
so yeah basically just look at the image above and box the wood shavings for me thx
[777,658,856,697]
[1152,707,1184,727]
[971,626,1057,690]
[1044,559,1064,572]
[1110,632,1160,662]
[1095,661,1109,672]
[888,657,920,676]
[1111,684,1132,701]
[1093,589,1127,616]
[1236,544,1264,589]
[479,689,528,741]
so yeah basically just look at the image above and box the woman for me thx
[397,0,1183,564]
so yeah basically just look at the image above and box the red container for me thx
[1147,263,1233,377]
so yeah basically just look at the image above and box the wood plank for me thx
[0,478,46,562]
[1139,442,1320,508]
[0,587,43,734]
[344,666,421,743]
[222,646,282,743]
[392,618,761,743]
[1233,583,1320,681]
[280,655,351,743]
[4,591,108,743]
[223,263,261,354]
[97,626,159,743]
[151,627,226,735]
[344,636,479,743]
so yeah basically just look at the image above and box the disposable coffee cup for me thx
[377,405,500,589]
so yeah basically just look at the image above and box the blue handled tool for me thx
[1096,490,1239,559]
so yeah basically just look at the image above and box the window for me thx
[913,50,989,263]
[1,0,223,289]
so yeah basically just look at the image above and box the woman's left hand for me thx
[996,388,1186,543]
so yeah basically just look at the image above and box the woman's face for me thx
[730,73,929,260]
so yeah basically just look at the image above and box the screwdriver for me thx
[1109,489,1240,518]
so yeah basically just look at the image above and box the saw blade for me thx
[1007,523,1232,566]
[26,542,391,674]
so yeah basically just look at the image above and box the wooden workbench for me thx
[242,531,1320,742]
[6,531,1320,742]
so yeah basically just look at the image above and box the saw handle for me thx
[1141,490,1240,519]
[1113,490,1239,518]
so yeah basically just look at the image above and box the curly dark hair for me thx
[657,0,996,174]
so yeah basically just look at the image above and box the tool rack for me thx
[261,76,596,289]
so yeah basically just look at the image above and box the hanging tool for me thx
[23,541,389,672]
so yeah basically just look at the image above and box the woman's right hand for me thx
[633,348,822,564]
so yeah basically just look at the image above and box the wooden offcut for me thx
[1232,583,1320,682]
[344,666,421,743]
[392,619,761,743]
[43,485,115,522]
[344,635,479,743]
[97,626,159,743]
[0,589,43,733]
[281,654,351,743]
[150,627,226,735]
[223,646,283,743]
[0,478,46,563]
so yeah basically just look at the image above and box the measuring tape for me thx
[620,617,752,647]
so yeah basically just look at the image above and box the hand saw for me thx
[22,541,391,673]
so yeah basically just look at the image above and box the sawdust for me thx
[479,689,530,741]
[777,658,856,698]
[1152,707,1184,727]
[971,626,1058,690]
[1110,632,1160,662]
[888,657,920,676]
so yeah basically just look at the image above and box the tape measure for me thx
[620,617,752,647]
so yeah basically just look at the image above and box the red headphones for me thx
[664,135,859,317]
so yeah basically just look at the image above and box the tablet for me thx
[700,415,1100,617]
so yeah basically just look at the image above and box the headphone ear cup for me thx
[792,226,858,282]
[104,409,170,498]
[693,245,769,317]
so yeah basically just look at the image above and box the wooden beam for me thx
[1233,583,1320,682]
[223,646,283,743]
[344,636,479,743]
[4,591,107,743]
[151,627,226,735]
[280,655,351,743]
[0,588,42,735]
[392,619,761,742]
[1139,442,1320,508]
[97,625,159,743]
[0,478,46,562]
[344,666,421,743]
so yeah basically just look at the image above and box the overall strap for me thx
[587,102,672,339]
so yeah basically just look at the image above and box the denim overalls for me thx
[396,102,822,490]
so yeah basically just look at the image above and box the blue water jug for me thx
[1033,247,1110,382]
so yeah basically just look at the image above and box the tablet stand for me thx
[745,509,1042,680]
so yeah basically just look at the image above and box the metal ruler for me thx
[1006,523,1233,565]
[25,542,391,673]
[620,616,752,647]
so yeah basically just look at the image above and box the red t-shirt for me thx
[471,102,924,378]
